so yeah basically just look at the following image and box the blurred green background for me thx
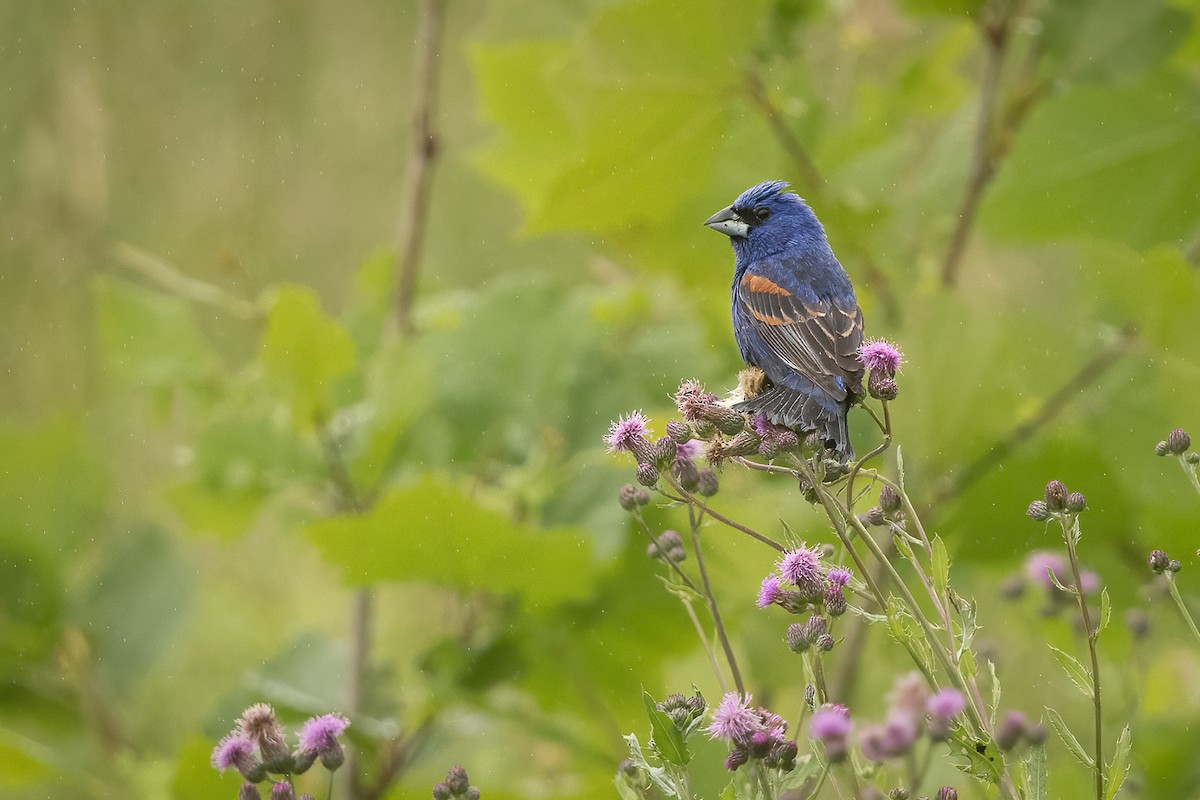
[3,0,1200,797]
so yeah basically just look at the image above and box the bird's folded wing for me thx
[737,273,864,401]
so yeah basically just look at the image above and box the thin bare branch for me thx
[392,0,446,337]
[112,241,260,321]
[930,324,1138,507]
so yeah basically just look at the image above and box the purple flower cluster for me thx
[707,693,797,772]
[604,397,721,493]
[210,703,351,794]
[756,545,852,620]
[857,339,904,401]
[856,674,966,762]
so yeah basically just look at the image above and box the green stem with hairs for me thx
[1166,573,1200,647]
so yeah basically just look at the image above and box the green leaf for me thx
[946,727,1003,785]
[1040,0,1191,84]
[1099,587,1112,634]
[643,692,690,766]
[471,0,766,237]
[74,526,194,694]
[984,79,1200,249]
[94,275,220,389]
[306,476,594,607]
[931,534,950,597]
[987,659,1002,727]
[1048,645,1094,700]
[1045,706,1096,769]
[1024,742,1048,800]
[623,734,677,797]
[261,285,356,423]
[1104,725,1132,800]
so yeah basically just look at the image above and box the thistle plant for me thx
[211,704,350,800]
[605,341,1058,798]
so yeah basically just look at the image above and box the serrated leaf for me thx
[946,728,1003,785]
[896,446,906,490]
[931,534,950,597]
[954,590,978,660]
[1024,743,1048,800]
[1045,707,1095,769]
[643,692,690,767]
[1048,645,1094,700]
[623,734,676,797]
[1099,587,1112,634]
[1104,725,1132,800]
[987,659,1002,727]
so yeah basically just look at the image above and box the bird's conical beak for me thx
[703,205,750,238]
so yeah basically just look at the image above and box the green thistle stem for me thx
[1166,573,1200,647]
[1061,516,1104,800]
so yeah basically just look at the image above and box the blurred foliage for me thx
[2,0,1200,798]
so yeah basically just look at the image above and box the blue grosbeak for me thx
[705,181,864,460]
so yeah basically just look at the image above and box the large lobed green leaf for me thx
[306,476,594,607]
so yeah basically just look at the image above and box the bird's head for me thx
[703,180,827,259]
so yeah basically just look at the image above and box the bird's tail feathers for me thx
[734,385,854,462]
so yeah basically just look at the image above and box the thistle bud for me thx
[866,506,887,526]
[270,783,297,800]
[868,372,899,400]
[798,478,818,504]
[1026,500,1049,522]
[995,711,1026,751]
[1155,440,1171,456]
[889,790,911,800]
[825,588,847,617]
[696,468,720,497]
[934,788,958,800]
[445,766,470,795]
[724,747,750,771]
[1187,452,1200,465]
[239,784,263,800]
[635,462,659,487]
[1065,492,1087,513]
[1044,481,1068,511]
[1148,549,1170,574]
[1125,608,1150,639]
[786,622,809,653]
[665,420,692,443]
[1167,428,1191,454]
[655,436,677,466]
[673,457,701,491]
[815,633,835,652]
[879,485,902,513]
[617,484,642,511]
[1168,559,1183,573]
[706,405,747,435]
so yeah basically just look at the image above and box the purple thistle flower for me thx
[779,546,822,587]
[1023,550,1066,590]
[212,732,258,775]
[926,689,966,720]
[857,339,904,375]
[298,713,350,753]
[757,575,783,608]
[809,705,852,742]
[1078,569,1101,596]
[269,782,296,800]
[605,411,651,453]
[810,705,852,760]
[707,693,760,744]
[826,567,852,587]
[675,439,702,461]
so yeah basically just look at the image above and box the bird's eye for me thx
[754,206,771,222]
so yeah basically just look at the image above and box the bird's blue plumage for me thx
[705,181,865,459]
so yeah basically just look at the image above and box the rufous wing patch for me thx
[742,273,792,296]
